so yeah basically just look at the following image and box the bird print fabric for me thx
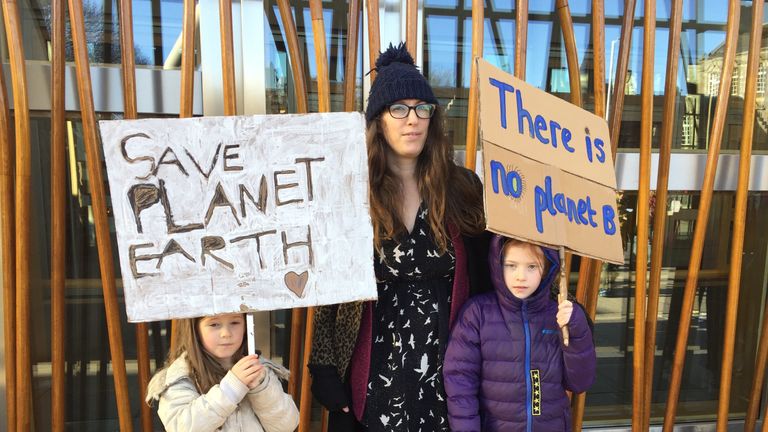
[364,204,455,432]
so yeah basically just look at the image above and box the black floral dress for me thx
[363,204,455,432]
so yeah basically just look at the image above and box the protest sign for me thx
[478,59,624,264]
[99,112,376,322]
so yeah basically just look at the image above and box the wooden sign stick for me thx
[559,247,570,347]
[247,312,257,356]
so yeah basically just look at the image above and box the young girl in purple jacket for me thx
[444,235,596,431]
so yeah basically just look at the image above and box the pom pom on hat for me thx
[365,42,437,123]
[375,43,415,68]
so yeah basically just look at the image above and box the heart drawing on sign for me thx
[284,271,309,298]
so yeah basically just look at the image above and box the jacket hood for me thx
[488,234,560,310]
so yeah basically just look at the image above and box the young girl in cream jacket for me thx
[146,313,299,432]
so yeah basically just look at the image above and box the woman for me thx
[309,43,489,431]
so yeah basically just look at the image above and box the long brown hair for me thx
[166,316,247,393]
[367,107,485,252]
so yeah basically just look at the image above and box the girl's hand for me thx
[231,355,264,389]
[557,300,573,328]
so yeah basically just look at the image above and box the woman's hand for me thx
[557,300,573,328]
[231,355,265,389]
[308,364,351,411]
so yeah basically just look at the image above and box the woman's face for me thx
[197,313,245,367]
[380,98,432,161]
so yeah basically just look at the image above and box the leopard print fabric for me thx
[309,301,364,378]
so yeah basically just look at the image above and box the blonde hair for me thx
[502,238,549,276]
[166,316,246,393]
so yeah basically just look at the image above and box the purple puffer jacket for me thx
[444,235,596,431]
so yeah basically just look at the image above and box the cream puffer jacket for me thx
[146,354,299,432]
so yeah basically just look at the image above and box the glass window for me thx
[425,0,459,9]
[583,191,768,426]
[426,15,459,88]
[131,0,187,67]
[265,0,363,114]
[11,0,186,66]
[20,113,173,430]
[731,64,741,97]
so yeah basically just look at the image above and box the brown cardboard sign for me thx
[478,59,624,264]
[478,60,617,188]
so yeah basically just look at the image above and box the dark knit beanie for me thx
[365,43,437,123]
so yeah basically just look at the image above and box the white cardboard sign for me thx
[99,112,376,322]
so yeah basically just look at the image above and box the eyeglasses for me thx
[387,103,436,119]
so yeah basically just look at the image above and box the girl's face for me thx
[502,243,544,300]
[380,98,432,161]
[197,313,245,367]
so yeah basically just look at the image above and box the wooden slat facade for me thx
[50,0,67,428]
[571,2,605,428]
[643,1,683,430]
[463,0,483,171]
[2,0,33,428]
[633,1,656,428]
[1,1,767,430]
[716,1,764,430]
[663,1,741,428]
[67,0,134,429]
[0,3,17,430]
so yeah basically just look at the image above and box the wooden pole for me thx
[463,0,483,171]
[574,0,606,323]
[556,0,581,107]
[641,1,682,430]
[589,0,605,123]
[745,299,768,431]
[67,0,134,429]
[608,0,637,154]
[575,260,592,307]
[2,0,32,428]
[555,0,582,347]
[343,0,361,112]
[310,0,330,113]
[51,0,67,428]
[276,0,309,113]
[220,0,237,115]
[288,308,305,401]
[296,3,331,430]
[180,0,196,118]
[298,307,317,432]
[171,0,197,356]
[321,408,329,432]
[632,1,655,429]
[662,2,740,428]
[514,0,528,80]
[571,2,604,428]
[0,7,16,430]
[366,0,380,82]
[119,0,137,119]
[117,0,153,429]
[405,0,418,59]
[763,406,768,432]
[276,0,309,402]
[558,248,570,345]
[716,1,763,430]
